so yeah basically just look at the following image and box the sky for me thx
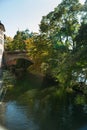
[0,0,85,37]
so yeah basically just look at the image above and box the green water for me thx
[0,72,87,130]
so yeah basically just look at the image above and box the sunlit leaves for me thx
[5,36,13,51]
[4,0,87,88]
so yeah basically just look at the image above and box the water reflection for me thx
[19,94,87,130]
[0,96,87,130]
[80,126,87,130]
[1,70,87,130]
[0,102,6,127]
[0,101,39,130]
[0,125,8,130]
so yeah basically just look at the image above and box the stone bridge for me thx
[3,50,33,67]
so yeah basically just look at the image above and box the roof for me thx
[0,21,5,32]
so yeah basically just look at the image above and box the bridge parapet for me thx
[5,50,28,54]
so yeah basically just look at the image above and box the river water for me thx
[0,73,87,130]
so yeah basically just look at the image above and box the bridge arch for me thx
[3,51,33,67]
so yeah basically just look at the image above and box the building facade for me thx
[0,21,5,67]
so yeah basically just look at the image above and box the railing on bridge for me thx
[4,50,29,54]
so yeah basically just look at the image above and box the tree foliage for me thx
[5,0,87,88]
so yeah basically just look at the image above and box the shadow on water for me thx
[1,70,87,130]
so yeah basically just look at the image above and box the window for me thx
[0,30,3,35]
[0,39,3,44]
[0,49,2,55]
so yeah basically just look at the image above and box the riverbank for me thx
[3,70,87,106]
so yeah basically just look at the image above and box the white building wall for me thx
[0,29,4,67]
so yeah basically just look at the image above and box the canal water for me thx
[0,72,87,130]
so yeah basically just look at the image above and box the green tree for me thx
[71,0,87,85]
[5,30,32,51]
[74,23,87,85]
[25,33,52,73]
[40,0,82,50]
[4,36,13,51]
[39,0,83,86]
